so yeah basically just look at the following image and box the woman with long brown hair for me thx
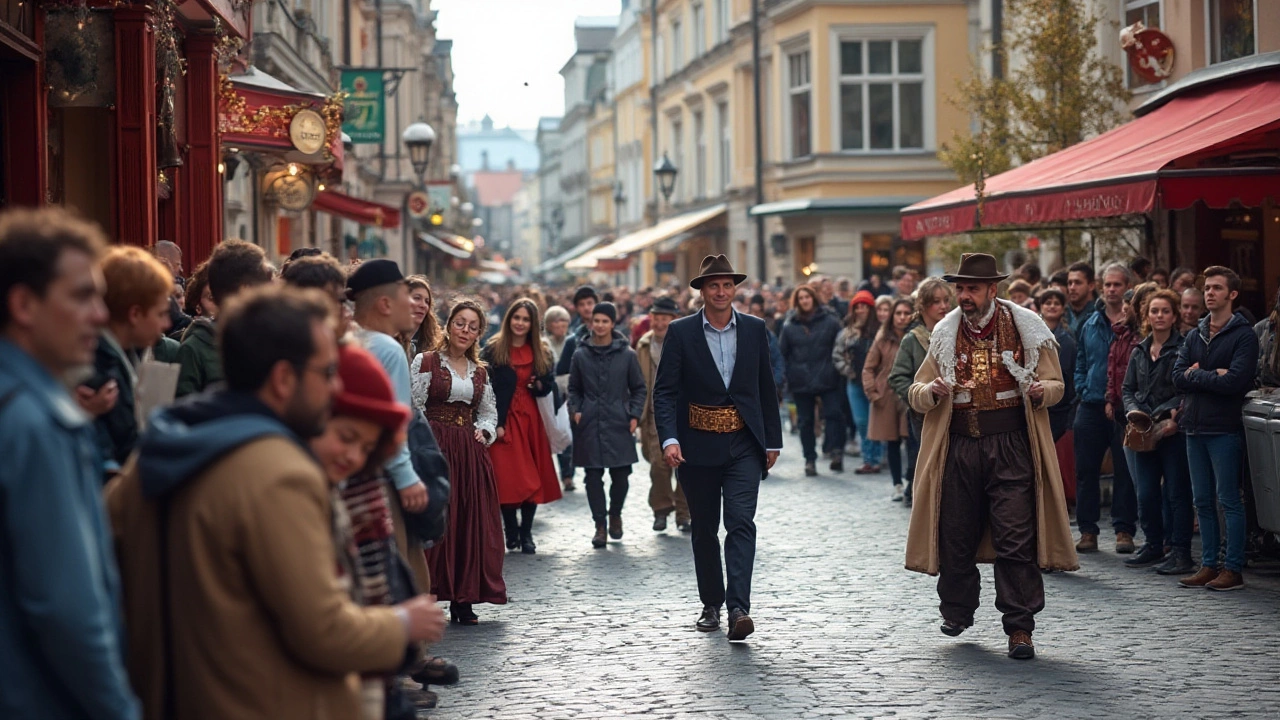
[863,297,913,500]
[403,275,440,359]
[778,283,845,476]
[482,298,562,554]
[410,299,506,624]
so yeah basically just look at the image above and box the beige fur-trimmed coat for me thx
[905,299,1080,575]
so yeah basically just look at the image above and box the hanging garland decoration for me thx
[154,0,187,170]
[218,74,347,162]
[212,17,245,71]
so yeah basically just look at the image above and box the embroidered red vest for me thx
[953,304,1025,412]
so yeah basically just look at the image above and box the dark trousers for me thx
[1073,402,1137,536]
[1131,433,1193,551]
[937,430,1044,636]
[584,466,630,522]
[678,431,763,613]
[557,445,574,480]
[794,388,846,462]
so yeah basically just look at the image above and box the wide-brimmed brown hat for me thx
[689,254,747,289]
[942,253,1009,283]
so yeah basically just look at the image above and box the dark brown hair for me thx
[0,207,106,331]
[437,298,488,365]
[185,260,211,317]
[218,286,334,392]
[486,298,553,376]
[789,284,821,317]
[403,275,440,358]
[1202,265,1242,294]
[207,239,272,306]
[1141,289,1181,337]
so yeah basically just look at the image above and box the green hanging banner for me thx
[340,70,384,144]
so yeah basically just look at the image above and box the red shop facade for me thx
[0,0,251,266]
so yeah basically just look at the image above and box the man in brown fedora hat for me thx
[653,255,782,642]
[905,253,1078,660]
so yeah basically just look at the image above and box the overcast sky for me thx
[432,0,622,130]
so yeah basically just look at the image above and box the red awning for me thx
[312,191,401,229]
[901,73,1280,240]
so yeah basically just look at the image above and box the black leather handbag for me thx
[402,408,451,546]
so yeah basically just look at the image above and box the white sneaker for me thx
[891,484,904,502]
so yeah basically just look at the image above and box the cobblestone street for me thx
[429,448,1280,719]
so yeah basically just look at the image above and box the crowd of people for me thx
[2,202,1278,716]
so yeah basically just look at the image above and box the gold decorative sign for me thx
[290,109,327,155]
[270,172,316,211]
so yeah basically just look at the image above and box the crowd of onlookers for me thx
[3,202,1279,720]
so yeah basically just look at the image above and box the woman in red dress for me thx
[482,298,562,554]
[411,299,507,625]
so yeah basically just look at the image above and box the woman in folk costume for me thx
[906,253,1077,661]
[411,299,507,625]
[481,298,562,555]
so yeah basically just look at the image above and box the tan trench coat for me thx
[904,301,1079,575]
[636,330,663,463]
[862,333,909,441]
[106,437,407,720]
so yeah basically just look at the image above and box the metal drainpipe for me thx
[752,0,766,281]
[991,0,1004,80]
[650,0,660,229]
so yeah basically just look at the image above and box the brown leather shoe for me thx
[1206,569,1244,592]
[1075,533,1098,552]
[592,522,607,548]
[1178,566,1220,588]
[608,514,623,540]
[1115,532,1136,554]
[1007,631,1035,660]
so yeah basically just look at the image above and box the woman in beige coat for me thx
[862,298,914,499]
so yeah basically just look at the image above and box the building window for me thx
[694,110,706,199]
[838,36,925,151]
[692,2,706,58]
[715,0,729,43]
[787,50,811,159]
[716,100,731,194]
[671,118,684,202]
[1125,1,1163,88]
[671,18,684,71]
[1208,0,1256,64]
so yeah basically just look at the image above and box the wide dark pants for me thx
[583,466,631,523]
[1073,402,1137,536]
[794,388,846,462]
[678,431,763,613]
[937,429,1044,636]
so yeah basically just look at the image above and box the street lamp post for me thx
[402,122,435,272]
[654,153,678,208]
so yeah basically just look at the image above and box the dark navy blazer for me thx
[653,311,783,467]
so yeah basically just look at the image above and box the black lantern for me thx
[654,153,678,202]
[402,122,436,181]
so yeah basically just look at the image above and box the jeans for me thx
[1186,433,1246,572]
[794,388,847,462]
[1073,402,1137,536]
[583,466,631,523]
[847,382,883,466]
[1130,433,1193,551]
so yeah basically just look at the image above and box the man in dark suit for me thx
[654,255,783,642]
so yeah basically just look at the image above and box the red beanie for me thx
[332,344,411,432]
[850,290,876,313]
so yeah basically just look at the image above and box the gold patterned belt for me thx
[425,402,472,427]
[689,404,745,433]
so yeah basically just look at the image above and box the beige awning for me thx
[566,204,726,269]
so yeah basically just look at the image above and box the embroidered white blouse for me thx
[410,353,499,445]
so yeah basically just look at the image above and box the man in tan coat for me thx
[637,296,689,531]
[106,287,445,720]
[906,254,1078,661]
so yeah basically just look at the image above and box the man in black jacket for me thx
[1172,265,1258,592]
[654,256,782,642]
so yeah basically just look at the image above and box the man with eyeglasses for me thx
[106,286,447,718]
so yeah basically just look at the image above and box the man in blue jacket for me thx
[1073,263,1137,554]
[0,208,140,720]
[1172,266,1258,592]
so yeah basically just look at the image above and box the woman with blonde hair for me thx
[411,299,506,624]
[863,298,914,500]
[482,298,562,553]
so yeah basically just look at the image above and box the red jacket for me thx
[1106,321,1140,410]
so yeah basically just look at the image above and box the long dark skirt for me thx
[425,422,507,605]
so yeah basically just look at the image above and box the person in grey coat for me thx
[569,302,647,548]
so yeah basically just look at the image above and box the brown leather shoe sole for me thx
[727,614,755,642]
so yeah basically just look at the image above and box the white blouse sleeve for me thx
[410,353,432,410]
[476,376,499,446]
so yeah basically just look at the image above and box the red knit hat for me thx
[850,290,876,312]
[332,344,410,432]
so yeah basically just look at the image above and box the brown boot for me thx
[1115,532,1136,554]
[1007,631,1035,660]
[1075,533,1098,552]
[1178,566,1220,588]
[608,514,623,540]
[1206,569,1244,592]
[591,522,607,548]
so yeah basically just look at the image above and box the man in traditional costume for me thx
[905,254,1078,660]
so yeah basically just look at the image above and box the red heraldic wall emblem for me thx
[1121,21,1175,85]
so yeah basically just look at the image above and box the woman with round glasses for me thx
[411,298,506,625]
